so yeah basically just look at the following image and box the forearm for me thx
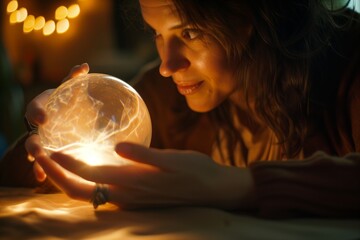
[250,151,360,218]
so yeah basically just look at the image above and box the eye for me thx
[145,25,161,40]
[181,29,201,40]
[148,29,160,40]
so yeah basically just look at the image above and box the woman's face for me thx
[140,0,249,112]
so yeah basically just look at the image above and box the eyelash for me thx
[148,28,202,41]
[181,29,202,40]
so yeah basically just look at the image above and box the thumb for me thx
[115,142,170,169]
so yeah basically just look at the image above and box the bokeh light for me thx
[17,8,28,22]
[55,6,68,20]
[9,11,17,24]
[6,1,82,36]
[67,4,80,18]
[7,0,18,13]
[23,15,35,33]
[56,19,70,34]
[34,16,46,30]
[43,20,56,36]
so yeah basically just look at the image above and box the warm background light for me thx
[17,8,28,23]
[23,15,35,33]
[6,0,18,13]
[34,16,46,30]
[56,19,70,34]
[68,4,80,18]
[55,6,68,20]
[43,20,56,36]
[5,1,82,36]
[9,11,17,24]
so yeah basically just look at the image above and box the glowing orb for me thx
[38,73,152,166]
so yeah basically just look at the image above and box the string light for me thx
[43,20,56,36]
[34,16,45,30]
[6,0,18,13]
[6,0,81,36]
[57,19,70,34]
[23,15,35,33]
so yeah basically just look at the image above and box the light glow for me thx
[23,15,35,33]
[45,142,126,166]
[17,8,28,22]
[43,20,56,36]
[34,16,46,30]
[6,0,18,13]
[9,11,17,24]
[6,1,82,36]
[67,4,80,18]
[55,6,68,20]
[6,202,69,216]
[38,74,152,167]
[56,19,70,34]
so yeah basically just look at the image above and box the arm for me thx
[34,142,256,210]
[31,140,360,218]
[250,151,360,218]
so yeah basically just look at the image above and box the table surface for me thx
[0,187,359,240]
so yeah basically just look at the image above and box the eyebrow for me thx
[143,20,187,32]
[169,23,187,30]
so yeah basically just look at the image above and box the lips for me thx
[175,81,204,95]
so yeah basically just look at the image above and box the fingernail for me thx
[27,154,35,162]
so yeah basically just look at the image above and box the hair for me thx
[172,0,355,165]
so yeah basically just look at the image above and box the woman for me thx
[5,0,360,217]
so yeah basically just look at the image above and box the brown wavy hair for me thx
[172,0,354,164]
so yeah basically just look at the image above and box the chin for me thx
[185,98,217,113]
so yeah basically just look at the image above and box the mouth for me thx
[175,81,204,95]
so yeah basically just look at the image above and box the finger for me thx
[25,134,46,159]
[115,142,171,169]
[33,161,47,182]
[62,63,89,83]
[50,151,156,184]
[36,155,94,201]
[25,89,54,125]
[50,152,109,182]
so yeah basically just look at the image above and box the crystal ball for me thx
[38,73,152,166]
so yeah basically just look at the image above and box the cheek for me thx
[207,57,237,91]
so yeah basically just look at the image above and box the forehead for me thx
[139,0,180,25]
[139,0,172,8]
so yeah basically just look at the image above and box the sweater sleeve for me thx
[250,151,360,218]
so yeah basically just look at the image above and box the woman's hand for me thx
[35,142,256,210]
[25,63,90,182]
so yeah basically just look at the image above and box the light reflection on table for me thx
[1,187,359,240]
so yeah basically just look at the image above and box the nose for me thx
[158,38,190,77]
